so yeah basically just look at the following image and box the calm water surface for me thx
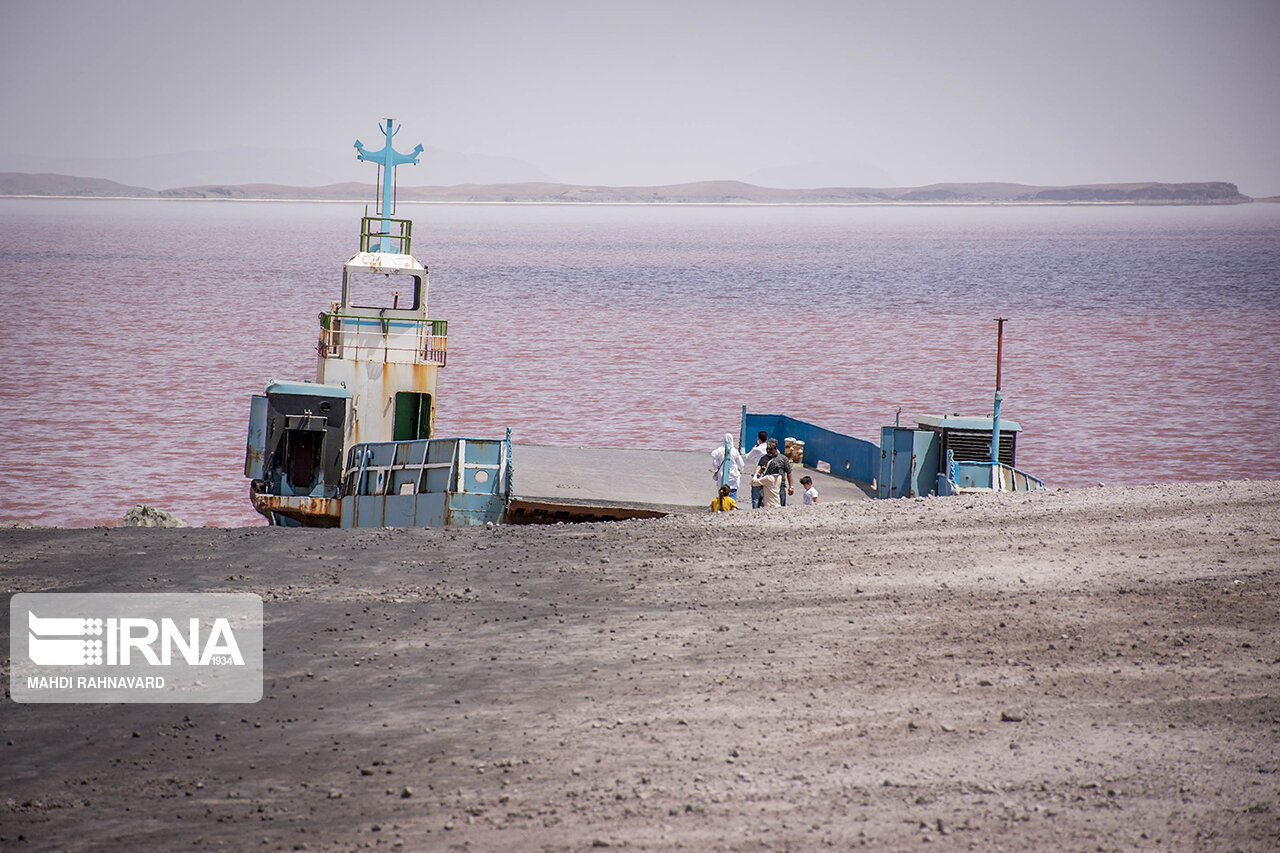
[1,199,1278,526]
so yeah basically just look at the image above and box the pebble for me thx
[1000,710,1026,723]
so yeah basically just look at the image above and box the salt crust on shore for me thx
[2,480,1278,850]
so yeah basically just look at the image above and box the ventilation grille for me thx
[939,429,1016,466]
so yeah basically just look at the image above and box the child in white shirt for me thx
[800,475,819,505]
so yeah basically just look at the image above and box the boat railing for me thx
[342,436,509,499]
[338,434,512,527]
[317,312,447,365]
[359,216,413,254]
[942,456,1046,493]
[1005,464,1045,492]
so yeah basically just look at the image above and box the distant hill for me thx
[0,145,551,190]
[0,172,156,197]
[0,172,1253,205]
[160,182,373,201]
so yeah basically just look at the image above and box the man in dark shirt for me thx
[754,439,793,508]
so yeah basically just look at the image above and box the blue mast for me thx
[991,317,1007,468]
[354,119,424,253]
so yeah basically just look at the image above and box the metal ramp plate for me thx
[509,444,871,521]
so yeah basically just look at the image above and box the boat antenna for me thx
[354,118,423,252]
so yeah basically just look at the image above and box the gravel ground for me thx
[2,480,1278,851]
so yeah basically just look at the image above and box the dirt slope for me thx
[2,480,1278,850]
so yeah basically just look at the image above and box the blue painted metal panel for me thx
[878,428,940,498]
[340,435,511,527]
[741,412,784,453]
[877,427,893,498]
[914,430,940,497]
[380,494,417,527]
[896,428,916,497]
[742,412,878,484]
[879,428,911,498]
[956,461,994,489]
[341,494,364,527]
[417,494,451,525]
[460,439,506,495]
[445,492,507,526]
[343,495,380,527]
[342,492,500,528]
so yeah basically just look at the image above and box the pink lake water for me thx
[1,199,1278,526]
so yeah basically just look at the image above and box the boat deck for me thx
[507,444,872,523]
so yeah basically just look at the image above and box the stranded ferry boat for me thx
[244,120,1043,528]
[244,119,511,527]
[243,120,724,528]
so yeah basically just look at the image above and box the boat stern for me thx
[245,380,351,526]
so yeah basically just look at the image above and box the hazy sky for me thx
[3,0,1279,194]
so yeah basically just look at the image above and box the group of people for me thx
[709,430,818,512]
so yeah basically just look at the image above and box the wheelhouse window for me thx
[345,271,422,311]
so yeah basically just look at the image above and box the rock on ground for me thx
[120,504,187,528]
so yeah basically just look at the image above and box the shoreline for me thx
[0,193,1260,208]
[5,478,1279,530]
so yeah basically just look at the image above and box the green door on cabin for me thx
[392,392,432,441]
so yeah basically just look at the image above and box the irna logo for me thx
[27,611,245,667]
[10,592,263,704]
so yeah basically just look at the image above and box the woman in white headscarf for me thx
[710,433,746,500]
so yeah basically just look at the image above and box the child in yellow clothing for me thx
[709,484,737,512]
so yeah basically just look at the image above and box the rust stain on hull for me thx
[250,482,341,528]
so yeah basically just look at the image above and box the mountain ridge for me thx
[0,173,1253,205]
